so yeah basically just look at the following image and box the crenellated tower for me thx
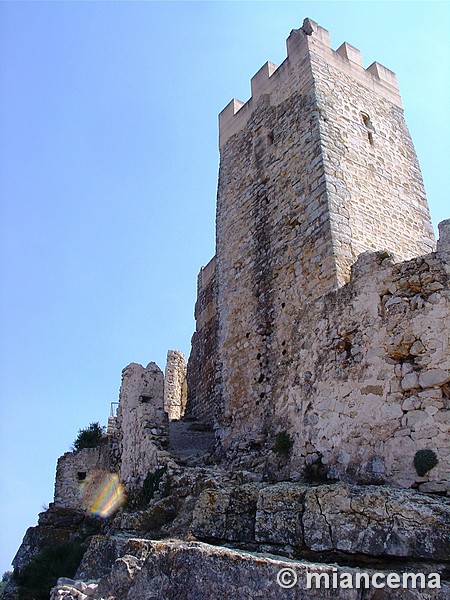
[191,18,437,456]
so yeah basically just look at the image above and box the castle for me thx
[186,18,447,489]
[8,18,449,600]
[53,17,448,509]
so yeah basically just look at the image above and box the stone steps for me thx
[168,419,215,465]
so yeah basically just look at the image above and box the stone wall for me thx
[215,22,436,461]
[186,257,221,425]
[202,18,442,486]
[54,444,116,510]
[116,362,168,489]
[219,222,449,489]
[305,22,434,282]
[164,350,187,420]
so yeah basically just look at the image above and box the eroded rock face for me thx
[15,477,450,600]
[64,539,448,600]
[193,482,450,562]
[12,507,92,575]
[75,535,120,581]
[301,484,450,560]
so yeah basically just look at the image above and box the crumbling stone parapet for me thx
[117,362,168,488]
[436,218,450,254]
[164,350,187,421]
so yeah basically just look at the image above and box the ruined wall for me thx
[214,18,435,456]
[221,221,450,489]
[186,257,221,425]
[164,350,187,420]
[117,362,168,488]
[54,444,117,510]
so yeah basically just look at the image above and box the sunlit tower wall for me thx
[214,18,435,450]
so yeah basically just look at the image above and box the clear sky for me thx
[0,0,449,574]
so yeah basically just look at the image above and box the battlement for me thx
[219,18,400,148]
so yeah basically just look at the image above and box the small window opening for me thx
[267,132,274,145]
[361,112,375,145]
[140,394,153,403]
[77,472,86,482]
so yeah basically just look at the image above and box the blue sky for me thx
[0,1,449,574]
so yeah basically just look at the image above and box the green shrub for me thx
[413,449,439,477]
[141,466,167,504]
[73,422,105,452]
[125,466,167,510]
[16,541,85,600]
[0,571,12,597]
[273,431,293,457]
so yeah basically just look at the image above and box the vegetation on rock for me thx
[15,541,86,600]
[125,466,168,510]
[72,422,105,452]
[272,431,293,457]
[413,449,439,477]
[0,572,12,597]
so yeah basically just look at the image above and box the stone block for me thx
[419,369,450,388]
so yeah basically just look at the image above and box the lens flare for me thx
[80,472,125,518]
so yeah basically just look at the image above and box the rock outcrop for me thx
[50,539,449,600]
[193,481,450,563]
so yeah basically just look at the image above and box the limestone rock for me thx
[302,484,450,560]
[192,483,265,542]
[419,369,450,388]
[255,482,307,546]
[193,482,450,561]
[94,538,449,599]
[11,507,97,575]
[75,535,119,581]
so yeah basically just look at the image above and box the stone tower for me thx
[185,20,450,487]
[195,19,436,452]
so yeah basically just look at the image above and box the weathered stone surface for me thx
[419,481,450,494]
[91,539,449,599]
[419,369,450,388]
[255,482,307,546]
[54,444,117,511]
[117,362,168,489]
[188,244,450,488]
[164,350,188,420]
[75,535,119,581]
[302,484,450,560]
[11,507,94,574]
[12,526,70,574]
[184,19,449,491]
[192,483,265,542]
[50,578,99,600]
[193,482,450,562]
[436,219,450,254]
[186,257,220,426]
